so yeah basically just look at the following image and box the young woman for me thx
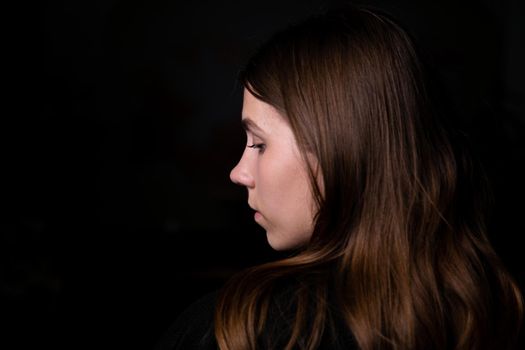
[158,5,523,350]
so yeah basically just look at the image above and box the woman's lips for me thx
[254,211,262,221]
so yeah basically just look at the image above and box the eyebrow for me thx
[241,118,265,135]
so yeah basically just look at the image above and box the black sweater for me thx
[155,285,357,350]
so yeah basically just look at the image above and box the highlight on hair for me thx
[215,5,523,350]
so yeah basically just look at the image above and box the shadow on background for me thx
[2,0,524,349]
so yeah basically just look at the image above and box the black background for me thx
[2,0,524,349]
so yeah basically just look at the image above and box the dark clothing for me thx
[156,284,357,350]
[156,292,218,350]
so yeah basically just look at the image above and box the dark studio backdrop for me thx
[2,0,524,349]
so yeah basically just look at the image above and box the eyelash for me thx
[247,143,266,152]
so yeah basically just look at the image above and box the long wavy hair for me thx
[215,6,523,350]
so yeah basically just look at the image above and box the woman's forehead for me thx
[242,89,286,135]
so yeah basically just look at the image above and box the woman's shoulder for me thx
[155,279,358,350]
[260,277,358,349]
[155,291,218,350]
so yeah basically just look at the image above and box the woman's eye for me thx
[247,143,266,152]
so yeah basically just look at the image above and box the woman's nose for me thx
[230,155,254,188]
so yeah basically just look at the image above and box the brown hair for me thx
[215,6,523,349]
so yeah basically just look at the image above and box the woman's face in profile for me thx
[230,89,317,251]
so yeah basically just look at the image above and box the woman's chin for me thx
[266,232,285,251]
[266,232,304,252]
